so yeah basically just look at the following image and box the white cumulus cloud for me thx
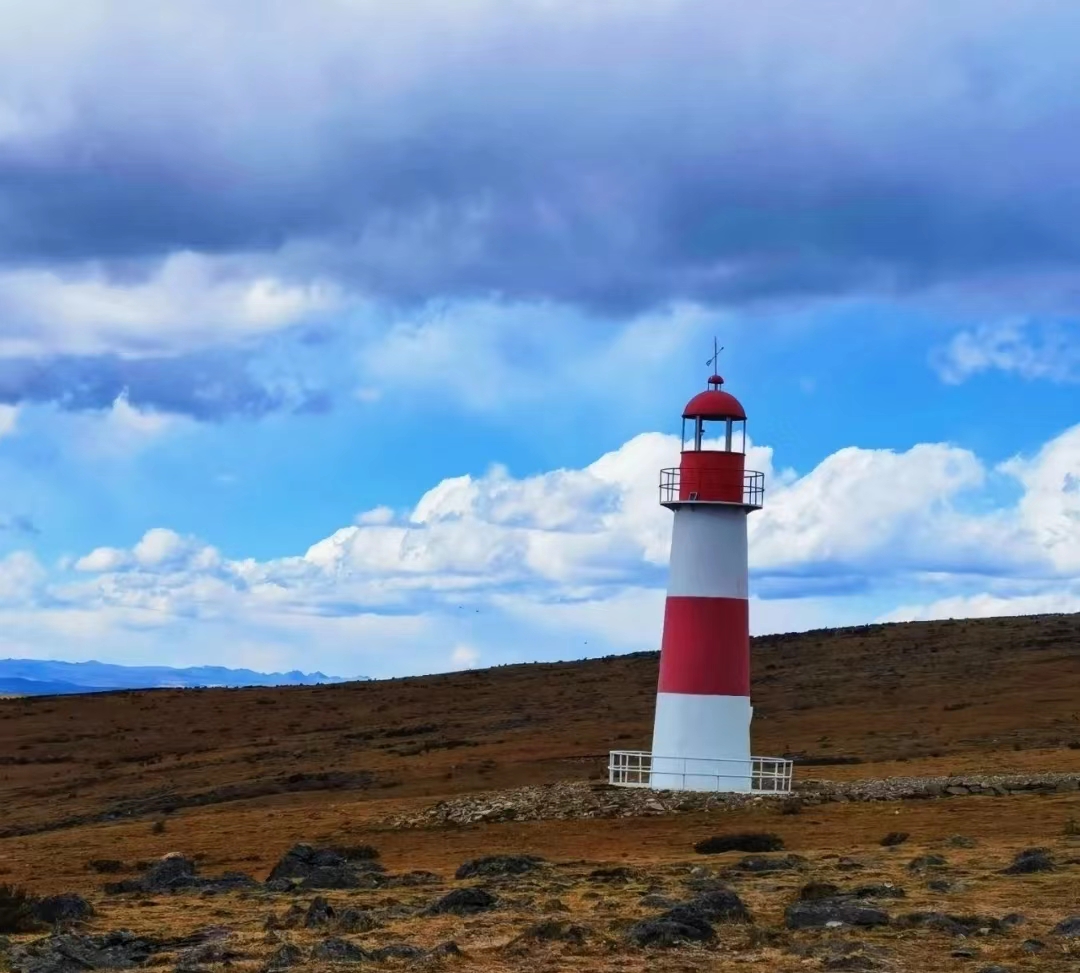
[4,420,1080,674]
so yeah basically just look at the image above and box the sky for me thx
[0,0,1078,679]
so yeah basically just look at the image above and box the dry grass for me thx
[0,612,1078,970]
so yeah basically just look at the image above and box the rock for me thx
[426,888,498,916]
[103,854,256,896]
[392,871,441,887]
[175,937,242,971]
[785,899,890,930]
[31,894,95,925]
[303,896,334,928]
[851,884,906,900]
[370,944,426,961]
[86,861,124,875]
[880,832,909,847]
[798,882,842,901]
[736,855,800,873]
[589,867,637,884]
[264,943,304,971]
[836,857,864,872]
[310,938,369,963]
[377,775,1080,829]
[1051,916,1080,937]
[627,914,715,947]
[822,957,881,971]
[951,947,979,958]
[514,920,591,945]
[694,833,783,855]
[639,894,678,908]
[1020,938,1045,953]
[976,967,1013,973]
[665,888,751,924]
[267,844,385,890]
[1001,848,1055,874]
[336,908,378,933]
[907,855,947,873]
[9,931,159,973]
[431,942,462,958]
[454,855,544,880]
[280,904,305,929]
[947,835,977,848]
[898,912,1004,937]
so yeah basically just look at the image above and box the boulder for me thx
[454,855,544,880]
[851,884,906,900]
[694,833,783,855]
[1001,848,1055,874]
[303,897,334,928]
[513,920,591,945]
[785,899,890,930]
[666,888,750,924]
[627,914,715,947]
[425,888,498,916]
[798,882,842,901]
[736,855,801,873]
[880,832,909,847]
[175,936,243,971]
[267,844,385,890]
[31,895,95,926]
[1051,916,1080,938]
[898,912,1004,937]
[9,931,159,973]
[104,854,256,895]
[336,908,378,933]
[369,944,425,961]
[310,938,369,963]
[264,943,304,971]
[907,855,947,873]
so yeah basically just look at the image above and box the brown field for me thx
[1,612,1079,971]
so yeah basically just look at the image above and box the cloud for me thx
[450,644,481,669]
[0,252,338,359]
[0,348,330,420]
[0,417,1068,674]
[878,585,1080,624]
[1,0,1079,319]
[0,405,17,438]
[357,301,712,415]
[0,551,46,607]
[934,321,1080,384]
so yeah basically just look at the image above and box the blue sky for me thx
[0,1,1078,678]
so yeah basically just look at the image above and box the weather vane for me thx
[706,338,724,375]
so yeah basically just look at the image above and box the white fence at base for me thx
[608,750,794,795]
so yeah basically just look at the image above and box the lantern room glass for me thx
[681,417,746,453]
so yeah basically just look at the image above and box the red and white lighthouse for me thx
[649,370,764,792]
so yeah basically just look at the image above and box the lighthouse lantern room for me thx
[608,360,793,794]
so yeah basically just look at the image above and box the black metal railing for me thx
[659,468,765,508]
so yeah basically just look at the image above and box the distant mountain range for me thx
[0,659,357,696]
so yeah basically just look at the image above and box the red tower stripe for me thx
[657,596,750,696]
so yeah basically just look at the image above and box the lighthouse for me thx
[608,358,792,794]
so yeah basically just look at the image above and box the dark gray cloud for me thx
[0,0,1079,416]
[0,350,329,420]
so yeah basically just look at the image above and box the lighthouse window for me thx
[733,420,746,453]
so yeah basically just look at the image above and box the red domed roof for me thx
[682,375,746,420]
[682,389,746,420]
